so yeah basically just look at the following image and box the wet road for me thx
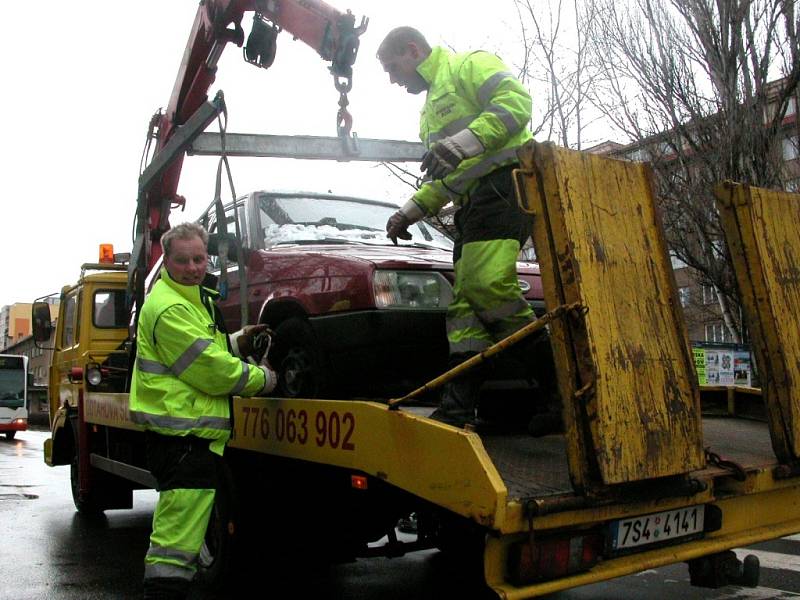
[4,429,800,599]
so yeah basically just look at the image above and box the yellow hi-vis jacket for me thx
[130,268,266,455]
[412,46,533,216]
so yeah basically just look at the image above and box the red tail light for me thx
[350,474,368,490]
[508,531,604,585]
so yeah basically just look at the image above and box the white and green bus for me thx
[0,354,28,440]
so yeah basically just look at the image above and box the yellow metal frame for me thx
[514,141,704,489]
[229,396,508,527]
[715,181,800,462]
[484,478,800,598]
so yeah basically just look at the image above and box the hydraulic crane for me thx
[131,0,367,310]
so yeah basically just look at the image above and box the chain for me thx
[336,90,353,138]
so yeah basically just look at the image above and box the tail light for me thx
[508,531,604,585]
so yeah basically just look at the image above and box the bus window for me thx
[0,354,28,439]
[0,355,25,410]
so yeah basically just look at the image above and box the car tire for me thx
[5,431,16,440]
[271,317,331,398]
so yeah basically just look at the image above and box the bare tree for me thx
[513,0,604,149]
[583,0,800,342]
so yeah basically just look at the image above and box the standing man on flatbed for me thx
[378,27,559,434]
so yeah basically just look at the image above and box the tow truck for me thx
[32,2,800,597]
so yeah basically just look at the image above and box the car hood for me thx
[263,243,454,267]
[263,243,541,274]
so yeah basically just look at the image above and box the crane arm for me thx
[137,0,367,278]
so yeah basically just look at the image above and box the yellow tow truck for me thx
[33,141,800,597]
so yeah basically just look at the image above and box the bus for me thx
[0,354,28,440]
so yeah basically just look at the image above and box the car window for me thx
[257,195,453,251]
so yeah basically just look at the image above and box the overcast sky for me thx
[1,1,527,308]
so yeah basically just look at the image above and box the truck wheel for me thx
[69,449,133,515]
[70,453,104,516]
[195,463,237,590]
[272,318,330,398]
[5,431,16,440]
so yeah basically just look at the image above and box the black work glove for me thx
[420,139,465,181]
[229,324,272,362]
[386,211,413,245]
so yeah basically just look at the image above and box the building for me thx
[0,300,59,352]
[588,79,799,350]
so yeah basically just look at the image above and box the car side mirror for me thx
[32,302,53,343]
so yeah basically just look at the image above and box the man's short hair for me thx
[377,26,431,60]
[161,222,209,258]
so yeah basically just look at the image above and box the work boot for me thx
[143,577,189,600]
[430,376,481,428]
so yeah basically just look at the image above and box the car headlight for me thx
[373,271,453,309]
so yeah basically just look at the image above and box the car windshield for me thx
[257,195,453,251]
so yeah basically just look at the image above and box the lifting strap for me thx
[212,99,250,326]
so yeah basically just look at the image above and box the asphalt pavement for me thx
[4,429,800,599]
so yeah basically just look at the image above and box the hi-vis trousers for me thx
[142,432,219,599]
[447,164,534,357]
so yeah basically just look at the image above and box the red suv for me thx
[200,191,544,399]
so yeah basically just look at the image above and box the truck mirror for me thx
[32,302,53,343]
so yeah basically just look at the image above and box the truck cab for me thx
[34,256,139,511]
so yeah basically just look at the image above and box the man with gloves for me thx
[130,222,277,599]
[378,26,548,430]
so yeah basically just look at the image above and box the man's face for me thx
[164,236,208,286]
[380,45,427,95]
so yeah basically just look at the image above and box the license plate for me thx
[610,505,705,552]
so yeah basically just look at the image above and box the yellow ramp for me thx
[515,141,704,489]
[715,182,800,462]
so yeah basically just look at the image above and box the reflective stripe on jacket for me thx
[130,268,266,455]
[412,46,533,215]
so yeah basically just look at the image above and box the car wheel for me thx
[5,431,16,440]
[271,317,330,398]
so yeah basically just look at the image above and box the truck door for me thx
[515,141,706,495]
[54,287,82,413]
[715,182,800,467]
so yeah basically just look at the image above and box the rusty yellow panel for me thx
[715,182,800,461]
[516,141,704,488]
[229,397,508,528]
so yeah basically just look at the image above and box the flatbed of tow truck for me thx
[41,140,800,599]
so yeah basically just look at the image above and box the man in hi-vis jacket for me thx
[130,222,276,599]
[378,26,559,433]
